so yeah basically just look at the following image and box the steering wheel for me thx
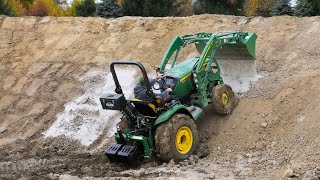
[153,78,166,90]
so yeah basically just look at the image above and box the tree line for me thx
[1,0,320,17]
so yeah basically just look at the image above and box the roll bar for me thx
[110,61,154,98]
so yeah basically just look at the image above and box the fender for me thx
[154,104,195,126]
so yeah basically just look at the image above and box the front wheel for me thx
[155,114,199,162]
[212,84,235,115]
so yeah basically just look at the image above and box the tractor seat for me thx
[130,99,158,117]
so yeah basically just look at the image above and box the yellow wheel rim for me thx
[222,92,229,106]
[175,126,193,154]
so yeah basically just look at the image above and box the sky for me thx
[291,0,297,6]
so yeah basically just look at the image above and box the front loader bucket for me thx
[215,33,258,93]
[195,32,257,60]
[214,32,257,77]
[215,32,257,60]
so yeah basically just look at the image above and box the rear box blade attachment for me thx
[105,144,144,165]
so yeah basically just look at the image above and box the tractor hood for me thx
[165,58,198,78]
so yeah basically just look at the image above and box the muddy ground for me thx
[0,15,320,179]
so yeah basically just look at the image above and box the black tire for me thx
[155,114,199,162]
[212,84,235,115]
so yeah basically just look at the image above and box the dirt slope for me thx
[0,15,320,179]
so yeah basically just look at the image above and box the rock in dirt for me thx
[207,172,216,179]
[260,122,268,128]
[245,153,253,158]
[0,127,7,133]
[179,160,189,166]
[282,167,294,179]
[168,159,175,167]
[48,173,59,179]
[193,155,200,162]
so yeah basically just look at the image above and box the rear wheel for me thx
[212,84,235,115]
[155,114,199,162]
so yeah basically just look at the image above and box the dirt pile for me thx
[0,15,320,179]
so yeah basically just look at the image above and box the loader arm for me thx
[159,36,184,73]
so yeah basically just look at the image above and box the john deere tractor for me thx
[100,32,257,164]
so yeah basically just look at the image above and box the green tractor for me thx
[100,32,257,164]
